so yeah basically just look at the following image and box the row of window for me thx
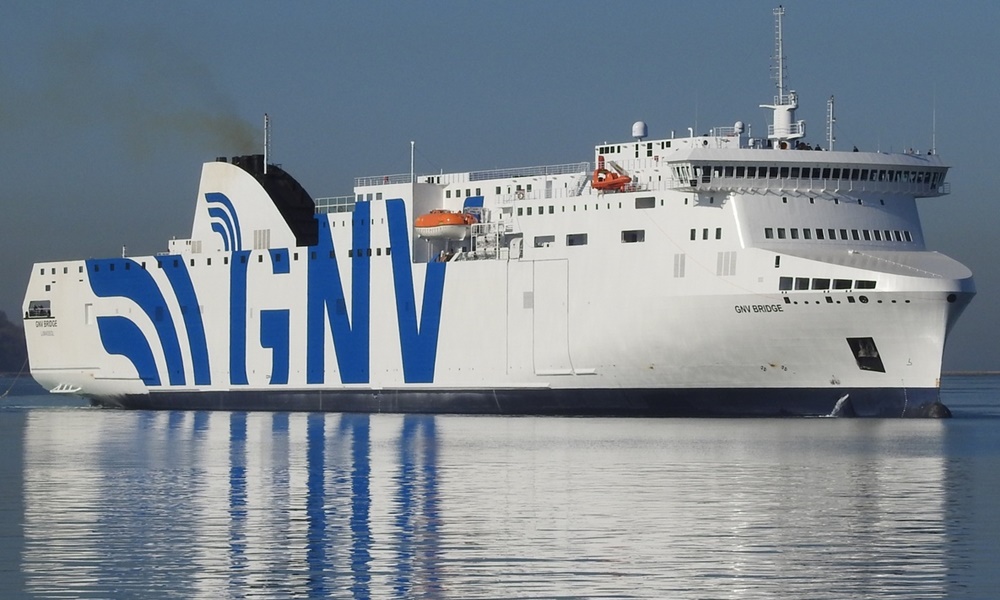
[764,227,913,243]
[692,228,724,241]
[446,188,483,199]
[779,276,877,291]
[533,230,647,248]
[41,248,399,277]
[678,164,943,187]
[597,141,671,156]
[515,196,663,216]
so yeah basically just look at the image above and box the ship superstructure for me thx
[22,8,973,416]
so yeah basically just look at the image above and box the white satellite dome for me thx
[632,121,648,140]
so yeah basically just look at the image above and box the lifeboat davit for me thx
[414,209,478,240]
[591,155,632,192]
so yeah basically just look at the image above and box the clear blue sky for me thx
[2,1,998,370]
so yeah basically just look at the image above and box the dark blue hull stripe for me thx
[93,387,943,418]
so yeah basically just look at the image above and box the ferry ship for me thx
[22,8,973,416]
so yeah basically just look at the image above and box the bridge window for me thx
[566,233,588,246]
[812,278,830,290]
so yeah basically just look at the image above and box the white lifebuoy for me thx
[516,190,525,200]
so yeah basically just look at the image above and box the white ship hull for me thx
[23,153,973,416]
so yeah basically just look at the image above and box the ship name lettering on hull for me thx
[734,304,784,314]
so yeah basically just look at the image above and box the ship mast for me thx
[760,6,805,149]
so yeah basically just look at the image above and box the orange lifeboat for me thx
[414,209,478,240]
[591,155,632,192]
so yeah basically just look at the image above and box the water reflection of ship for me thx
[222,412,441,598]
[21,411,973,597]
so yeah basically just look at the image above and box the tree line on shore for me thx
[0,311,28,374]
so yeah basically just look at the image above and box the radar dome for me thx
[632,121,648,140]
[734,121,745,135]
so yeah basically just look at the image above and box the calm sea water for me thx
[1,376,999,599]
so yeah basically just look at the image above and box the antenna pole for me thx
[263,113,270,175]
[931,88,937,155]
[773,6,786,100]
[826,95,836,151]
[410,140,415,183]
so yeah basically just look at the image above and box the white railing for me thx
[766,121,805,137]
[355,173,413,187]
[354,162,590,189]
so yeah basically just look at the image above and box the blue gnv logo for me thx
[86,197,446,387]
